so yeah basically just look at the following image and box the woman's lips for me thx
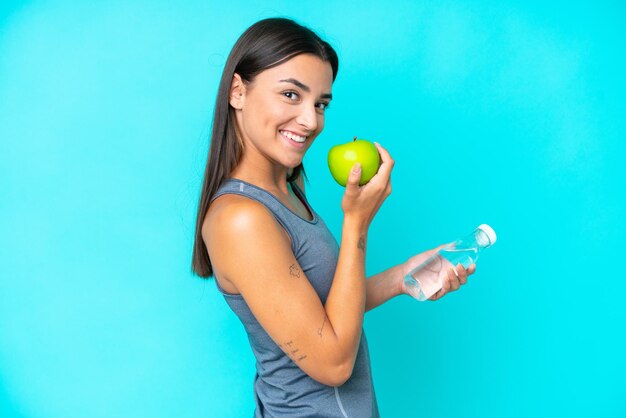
[279,131,307,149]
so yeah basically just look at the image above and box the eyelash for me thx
[282,91,330,111]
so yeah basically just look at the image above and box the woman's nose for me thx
[295,103,318,131]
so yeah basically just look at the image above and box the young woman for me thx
[191,18,474,417]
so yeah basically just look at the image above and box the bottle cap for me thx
[477,224,497,246]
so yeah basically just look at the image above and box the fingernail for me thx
[353,162,361,172]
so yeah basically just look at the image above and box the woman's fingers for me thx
[428,290,442,301]
[448,268,461,291]
[429,263,475,301]
[468,263,477,275]
[344,162,362,195]
[342,143,394,220]
[455,264,468,285]
[372,142,394,183]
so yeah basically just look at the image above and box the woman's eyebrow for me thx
[279,78,333,100]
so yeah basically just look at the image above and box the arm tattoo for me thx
[317,315,328,338]
[279,340,307,362]
[357,235,366,252]
[289,263,301,278]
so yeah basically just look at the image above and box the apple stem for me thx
[353,136,357,142]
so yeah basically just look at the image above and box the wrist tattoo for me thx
[357,235,366,252]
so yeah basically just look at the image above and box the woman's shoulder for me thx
[203,193,292,287]
[204,193,275,236]
[203,194,288,294]
[203,193,293,249]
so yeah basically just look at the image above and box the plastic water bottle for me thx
[404,224,497,301]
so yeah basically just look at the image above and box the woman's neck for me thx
[229,155,291,195]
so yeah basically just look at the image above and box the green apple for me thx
[328,137,381,186]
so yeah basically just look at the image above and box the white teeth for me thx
[280,130,306,143]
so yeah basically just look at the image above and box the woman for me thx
[191,18,474,417]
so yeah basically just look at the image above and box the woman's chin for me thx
[280,152,305,169]
[285,160,303,170]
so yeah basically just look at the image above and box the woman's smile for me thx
[279,129,308,150]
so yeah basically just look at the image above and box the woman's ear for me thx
[229,73,246,109]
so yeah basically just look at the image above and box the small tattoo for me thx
[317,315,328,338]
[357,236,366,252]
[280,340,307,363]
[289,264,301,278]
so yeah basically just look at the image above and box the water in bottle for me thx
[404,224,497,301]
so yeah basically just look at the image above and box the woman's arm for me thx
[206,198,367,387]
[364,246,477,311]
[295,167,404,312]
[364,265,404,312]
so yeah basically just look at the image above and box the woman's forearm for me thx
[365,263,405,312]
[323,216,368,366]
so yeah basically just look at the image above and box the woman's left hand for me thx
[427,262,475,301]
[400,244,476,301]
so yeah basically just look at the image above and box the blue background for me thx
[2,1,625,417]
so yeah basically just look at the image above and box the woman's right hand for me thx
[341,142,394,228]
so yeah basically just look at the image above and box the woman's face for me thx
[231,53,334,169]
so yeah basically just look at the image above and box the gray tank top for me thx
[211,178,379,418]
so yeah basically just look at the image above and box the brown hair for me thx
[191,18,339,278]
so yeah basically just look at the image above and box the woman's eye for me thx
[283,91,329,111]
[283,91,299,100]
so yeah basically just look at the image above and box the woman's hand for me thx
[400,244,476,301]
[427,262,475,301]
[341,142,394,228]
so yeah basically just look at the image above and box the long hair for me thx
[191,18,339,278]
